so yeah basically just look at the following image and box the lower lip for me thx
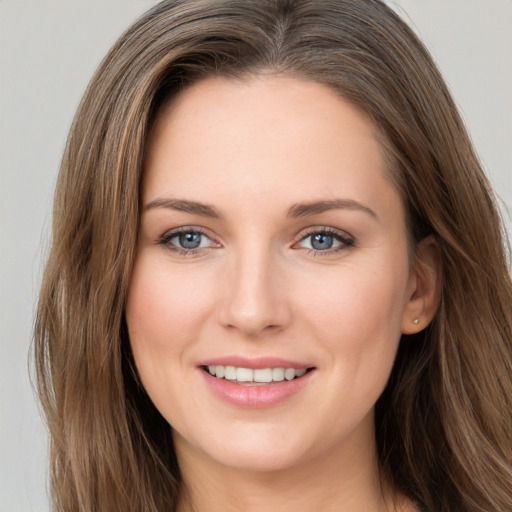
[200,369,315,409]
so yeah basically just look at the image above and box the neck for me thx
[174,416,409,512]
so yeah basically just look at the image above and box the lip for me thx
[198,358,316,409]
[198,356,312,370]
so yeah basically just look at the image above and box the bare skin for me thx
[126,75,439,512]
[175,412,417,512]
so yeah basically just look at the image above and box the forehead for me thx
[143,76,403,224]
[151,75,382,155]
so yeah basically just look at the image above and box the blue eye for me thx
[159,229,215,253]
[310,233,335,250]
[297,229,353,253]
[177,232,203,249]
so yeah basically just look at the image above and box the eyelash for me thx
[158,227,355,256]
[295,228,355,256]
[158,227,216,256]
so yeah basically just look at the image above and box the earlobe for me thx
[401,236,442,334]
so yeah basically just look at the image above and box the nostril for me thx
[217,272,292,336]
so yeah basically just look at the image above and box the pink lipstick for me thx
[197,356,315,408]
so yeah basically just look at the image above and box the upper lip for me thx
[198,356,313,370]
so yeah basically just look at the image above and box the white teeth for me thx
[254,368,272,383]
[272,367,285,382]
[284,368,296,381]
[206,365,308,383]
[236,367,253,382]
[225,366,237,380]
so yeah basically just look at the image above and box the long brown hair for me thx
[34,1,512,510]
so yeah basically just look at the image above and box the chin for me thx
[174,425,315,473]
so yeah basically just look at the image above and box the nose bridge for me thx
[219,238,289,335]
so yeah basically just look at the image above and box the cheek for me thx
[297,254,409,395]
[127,256,211,339]
[305,263,408,442]
[302,257,407,335]
[125,255,215,388]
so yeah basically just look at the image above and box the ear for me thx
[401,235,442,334]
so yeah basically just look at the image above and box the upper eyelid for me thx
[293,226,355,252]
[158,228,220,256]
[295,226,354,240]
[159,227,217,246]
[157,225,354,246]
[161,226,212,239]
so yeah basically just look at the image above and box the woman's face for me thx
[126,76,420,473]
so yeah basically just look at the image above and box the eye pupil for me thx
[179,232,202,249]
[311,233,333,250]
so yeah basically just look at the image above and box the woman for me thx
[34,0,512,511]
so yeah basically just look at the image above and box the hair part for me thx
[35,1,512,511]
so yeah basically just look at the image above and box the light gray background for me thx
[1,1,510,510]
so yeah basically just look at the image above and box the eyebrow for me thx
[144,197,377,220]
[287,199,377,219]
[144,198,221,218]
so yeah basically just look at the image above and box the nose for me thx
[217,246,291,337]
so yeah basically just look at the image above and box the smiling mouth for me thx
[203,365,314,385]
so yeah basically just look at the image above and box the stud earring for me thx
[413,318,420,325]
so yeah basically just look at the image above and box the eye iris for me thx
[311,233,333,250]
[179,232,202,249]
